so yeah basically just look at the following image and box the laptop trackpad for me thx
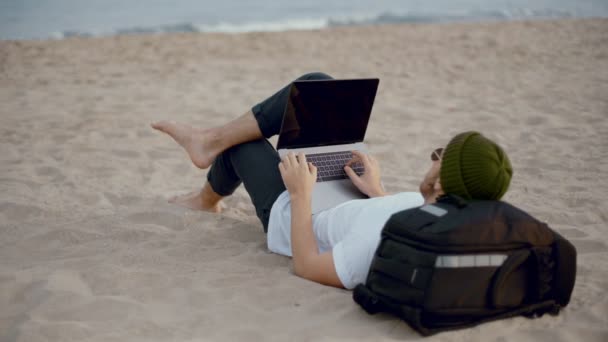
[311,180,367,214]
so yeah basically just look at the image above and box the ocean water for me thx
[1,0,607,40]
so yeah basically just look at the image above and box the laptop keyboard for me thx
[306,151,365,182]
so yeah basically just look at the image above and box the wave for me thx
[54,8,589,39]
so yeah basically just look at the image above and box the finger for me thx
[278,161,286,175]
[281,154,291,167]
[346,150,364,166]
[351,150,365,159]
[297,152,307,168]
[344,165,362,185]
[308,162,317,177]
[345,154,361,167]
[351,150,370,165]
[288,152,298,166]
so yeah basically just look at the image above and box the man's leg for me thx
[205,139,286,232]
[151,111,262,170]
[151,72,334,169]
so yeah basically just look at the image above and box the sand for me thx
[1,18,607,341]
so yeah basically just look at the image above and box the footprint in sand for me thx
[557,228,588,239]
[221,221,263,243]
[45,269,93,297]
[571,240,608,254]
[566,185,586,193]
[0,177,41,190]
[24,229,102,248]
[146,150,172,160]
[171,163,191,176]
[136,129,155,138]
[48,297,134,322]
[51,134,72,144]
[35,166,61,177]
[0,202,44,221]
[104,193,140,207]
[526,116,547,126]
[47,148,65,162]
[112,149,140,158]
[127,211,183,230]
[104,132,127,140]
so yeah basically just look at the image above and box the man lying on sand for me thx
[152,72,513,289]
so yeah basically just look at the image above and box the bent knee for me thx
[296,72,333,81]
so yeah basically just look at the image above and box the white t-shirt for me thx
[267,191,424,289]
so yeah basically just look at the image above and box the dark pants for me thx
[207,72,334,232]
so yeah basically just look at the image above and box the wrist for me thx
[368,187,387,198]
[289,192,312,203]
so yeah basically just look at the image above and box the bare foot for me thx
[151,120,221,169]
[169,190,223,213]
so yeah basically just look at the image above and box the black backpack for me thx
[353,195,577,336]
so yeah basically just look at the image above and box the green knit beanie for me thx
[440,131,513,200]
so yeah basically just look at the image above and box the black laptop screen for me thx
[276,79,379,150]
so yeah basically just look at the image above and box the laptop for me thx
[276,78,380,214]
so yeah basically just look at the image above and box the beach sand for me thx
[1,18,607,341]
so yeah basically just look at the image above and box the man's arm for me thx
[290,195,343,288]
[279,152,344,288]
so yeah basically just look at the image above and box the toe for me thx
[151,122,165,131]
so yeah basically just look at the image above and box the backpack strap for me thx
[490,249,531,308]
[371,256,433,290]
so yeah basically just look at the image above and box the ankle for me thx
[200,183,224,207]
[204,128,225,153]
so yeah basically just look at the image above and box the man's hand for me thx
[344,151,386,198]
[420,158,442,204]
[279,152,317,200]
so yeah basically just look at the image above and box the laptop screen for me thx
[276,79,379,150]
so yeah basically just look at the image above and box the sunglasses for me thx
[431,148,444,161]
